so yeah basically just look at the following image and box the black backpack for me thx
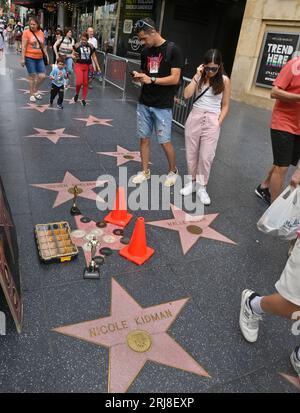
[165,41,184,91]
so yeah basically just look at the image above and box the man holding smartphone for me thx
[131,18,184,186]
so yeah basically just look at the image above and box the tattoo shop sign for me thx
[255,31,300,88]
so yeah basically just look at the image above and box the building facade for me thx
[231,0,300,109]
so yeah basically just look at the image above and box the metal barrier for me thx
[103,53,128,101]
[172,76,193,128]
[99,52,193,127]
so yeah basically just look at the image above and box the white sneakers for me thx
[239,289,300,380]
[239,289,262,343]
[132,168,179,187]
[132,170,151,184]
[180,182,211,205]
[197,187,211,205]
[180,181,196,196]
[164,168,179,187]
[29,93,42,103]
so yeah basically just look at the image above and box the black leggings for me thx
[50,84,64,105]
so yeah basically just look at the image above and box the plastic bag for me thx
[257,186,300,240]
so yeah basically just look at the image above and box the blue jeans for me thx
[64,57,73,75]
[137,103,173,144]
[25,57,45,74]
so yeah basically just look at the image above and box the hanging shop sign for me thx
[255,31,300,88]
[43,2,57,12]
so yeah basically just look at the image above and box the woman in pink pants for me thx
[180,49,231,205]
[72,32,99,106]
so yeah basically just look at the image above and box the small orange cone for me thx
[104,187,133,228]
[119,217,154,265]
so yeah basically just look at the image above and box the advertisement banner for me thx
[117,0,156,59]
[0,177,22,333]
[255,31,300,88]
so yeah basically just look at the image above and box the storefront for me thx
[231,0,300,109]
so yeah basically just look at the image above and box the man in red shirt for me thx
[255,57,300,204]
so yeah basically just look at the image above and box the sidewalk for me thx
[0,50,299,393]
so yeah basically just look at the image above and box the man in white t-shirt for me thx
[87,27,98,49]
[86,27,102,88]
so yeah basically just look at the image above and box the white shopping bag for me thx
[257,185,300,240]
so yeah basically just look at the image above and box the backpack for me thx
[165,41,183,91]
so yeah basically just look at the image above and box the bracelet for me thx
[193,76,199,83]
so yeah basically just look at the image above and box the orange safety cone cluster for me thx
[104,187,154,265]
[119,217,154,265]
[104,187,133,228]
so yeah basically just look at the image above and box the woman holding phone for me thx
[180,49,231,205]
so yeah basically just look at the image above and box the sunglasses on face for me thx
[134,20,154,31]
[204,66,219,73]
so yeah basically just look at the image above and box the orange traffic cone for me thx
[119,217,154,265]
[104,187,133,228]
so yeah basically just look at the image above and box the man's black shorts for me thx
[271,129,300,167]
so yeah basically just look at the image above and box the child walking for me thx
[49,57,67,109]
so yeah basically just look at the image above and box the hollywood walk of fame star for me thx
[71,215,124,264]
[279,373,300,391]
[64,98,91,105]
[147,204,236,255]
[97,145,152,167]
[30,171,107,208]
[52,278,210,393]
[24,128,80,144]
[17,89,48,95]
[74,115,113,127]
[0,191,14,261]
[19,103,58,113]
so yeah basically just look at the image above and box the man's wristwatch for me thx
[151,76,156,84]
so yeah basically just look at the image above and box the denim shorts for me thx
[25,57,45,74]
[137,103,173,144]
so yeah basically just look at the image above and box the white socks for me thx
[249,295,265,315]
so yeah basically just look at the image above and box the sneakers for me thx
[73,94,79,103]
[180,181,196,196]
[239,289,262,343]
[290,347,300,379]
[57,104,63,110]
[255,184,271,205]
[132,170,151,184]
[81,99,86,106]
[164,168,179,187]
[29,95,37,103]
[34,93,43,100]
[197,187,211,205]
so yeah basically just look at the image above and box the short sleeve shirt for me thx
[88,37,98,49]
[271,57,300,135]
[139,41,184,109]
[74,43,95,65]
[23,29,44,59]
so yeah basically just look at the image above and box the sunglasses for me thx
[134,20,154,31]
[204,66,219,73]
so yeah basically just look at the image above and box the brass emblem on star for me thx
[126,330,152,353]
[187,225,203,235]
[68,186,83,195]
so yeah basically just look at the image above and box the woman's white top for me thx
[193,76,226,114]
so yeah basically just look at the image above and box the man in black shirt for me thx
[132,18,183,186]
